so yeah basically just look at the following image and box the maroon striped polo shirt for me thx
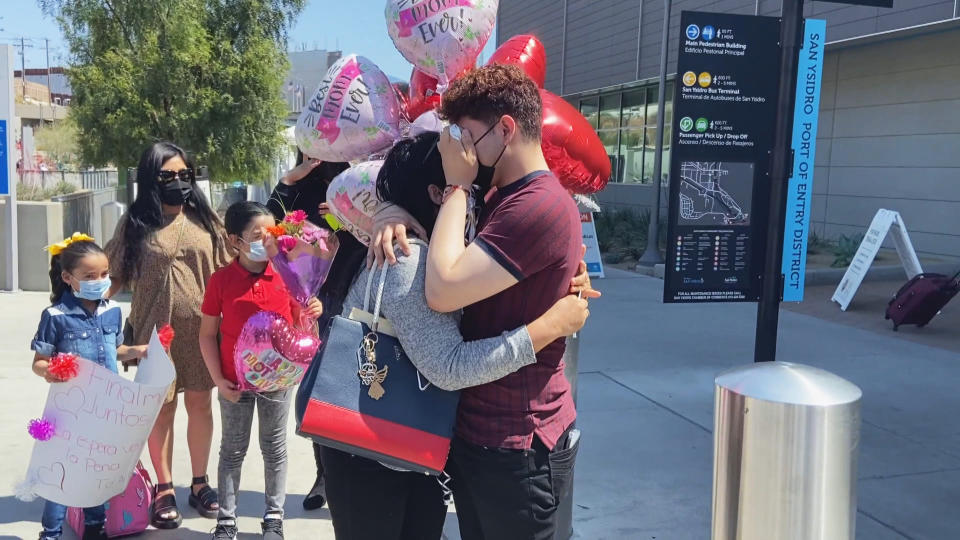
[458,170,581,451]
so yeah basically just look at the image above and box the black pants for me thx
[313,441,325,478]
[445,431,580,540]
[321,446,447,540]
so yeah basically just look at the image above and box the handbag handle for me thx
[361,264,390,334]
[360,264,433,392]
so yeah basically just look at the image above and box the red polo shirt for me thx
[201,260,298,383]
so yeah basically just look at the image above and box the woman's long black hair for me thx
[118,142,222,284]
[49,240,105,303]
[375,131,446,237]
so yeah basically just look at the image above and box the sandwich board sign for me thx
[831,209,922,311]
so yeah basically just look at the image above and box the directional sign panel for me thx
[664,12,781,303]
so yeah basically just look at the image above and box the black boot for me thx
[303,443,327,510]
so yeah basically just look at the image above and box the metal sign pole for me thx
[753,0,804,362]
[1,44,18,292]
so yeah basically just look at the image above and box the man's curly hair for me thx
[439,64,542,141]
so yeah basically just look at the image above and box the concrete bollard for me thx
[101,201,126,246]
[712,362,862,540]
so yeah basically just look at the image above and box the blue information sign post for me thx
[0,120,8,195]
[781,20,826,302]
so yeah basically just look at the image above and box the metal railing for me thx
[19,169,119,190]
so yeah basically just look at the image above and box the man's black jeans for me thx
[446,429,580,540]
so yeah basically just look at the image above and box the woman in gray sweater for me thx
[322,132,589,540]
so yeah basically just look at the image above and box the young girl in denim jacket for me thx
[30,234,148,540]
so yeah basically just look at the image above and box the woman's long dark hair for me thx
[49,240,105,303]
[375,132,446,237]
[118,142,222,284]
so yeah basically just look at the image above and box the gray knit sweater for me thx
[342,239,537,391]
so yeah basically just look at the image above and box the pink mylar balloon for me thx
[326,160,384,246]
[234,311,320,392]
[295,54,402,162]
[385,0,498,88]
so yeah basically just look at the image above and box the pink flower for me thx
[284,210,308,224]
[277,235,297,253]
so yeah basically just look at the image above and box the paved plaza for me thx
[0,269,957,539]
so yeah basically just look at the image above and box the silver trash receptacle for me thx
[712,362,862,540]
[101,201,127,246]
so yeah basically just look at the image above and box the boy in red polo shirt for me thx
[199,202,321,540]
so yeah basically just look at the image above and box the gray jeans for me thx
[218,389,292,521]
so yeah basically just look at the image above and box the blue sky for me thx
[1,1,497,81]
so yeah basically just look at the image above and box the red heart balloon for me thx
[488,35,547,88]
[406,68,443,120]
[540,89,612,194]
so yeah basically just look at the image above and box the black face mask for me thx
[159,180,193,206]
[472,120,507,195]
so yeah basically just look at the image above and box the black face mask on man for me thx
[471,121,507,195]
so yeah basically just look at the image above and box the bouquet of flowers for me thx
[265,210,340,322]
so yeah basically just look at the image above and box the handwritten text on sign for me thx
[25,329,175,507]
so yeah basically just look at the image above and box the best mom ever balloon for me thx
[296,54,402,162]
[386,0,498,87]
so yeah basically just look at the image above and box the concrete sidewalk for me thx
[1,270,959,539]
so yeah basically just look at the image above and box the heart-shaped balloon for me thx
[540,89,612,194]
[385,0,498,88]
[295,54,401,162]
[487,34,547,88]
[406,68,443,119]
[234,312,320,392]
[326,160,383,246]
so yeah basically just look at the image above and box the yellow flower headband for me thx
[47,232,96,256]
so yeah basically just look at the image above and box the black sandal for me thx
[188,475,220,519]
[151,482,182,530]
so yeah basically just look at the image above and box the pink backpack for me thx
[68,461,153,538]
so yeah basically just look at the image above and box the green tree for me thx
[40,0,305,180]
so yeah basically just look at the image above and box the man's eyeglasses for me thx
[423,121,499,164]
[158,168,196,183]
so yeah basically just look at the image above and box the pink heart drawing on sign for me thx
[37,462,66,491]
[53,386,85,419]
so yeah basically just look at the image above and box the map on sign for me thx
[678,161,753,226]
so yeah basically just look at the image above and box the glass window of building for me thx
[580,97,599,129]
[599,94,621,181]
[575,83,673,186]
[620,90,646,183]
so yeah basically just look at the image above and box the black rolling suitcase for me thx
[885,271,960,330]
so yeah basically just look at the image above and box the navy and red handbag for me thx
[296,265,460,475]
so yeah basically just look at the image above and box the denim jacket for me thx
[31,290,123,374]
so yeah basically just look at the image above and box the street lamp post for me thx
[638,0,671,266]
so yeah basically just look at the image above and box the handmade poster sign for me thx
[22,329,175,508]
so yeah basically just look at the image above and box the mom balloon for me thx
[540,89,611,194]
[385,0,498,88]
[326,161,384,246]
[295,55,401,162]
[487,34,547,88]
